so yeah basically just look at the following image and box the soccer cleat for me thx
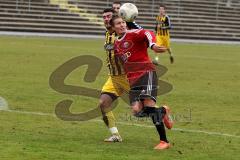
[154,141,170,150]
[162,105,174,129]
[104,134,122,142]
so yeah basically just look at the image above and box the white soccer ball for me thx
[119,3,138,22]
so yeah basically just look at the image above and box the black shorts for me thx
[129,71,158,104]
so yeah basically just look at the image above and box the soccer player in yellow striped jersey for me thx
[100,8,130,142]
[155,4,174,64]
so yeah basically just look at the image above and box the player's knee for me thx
[99,99,106,107]
[99,94,114,113]
[131,102,143,115]
[132,107,140,115]
[99,99,110,112]
[99,94,111,105]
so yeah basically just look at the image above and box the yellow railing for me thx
[50,0,104,26]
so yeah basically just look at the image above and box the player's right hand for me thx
[152,44,167,53]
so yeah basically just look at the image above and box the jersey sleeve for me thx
[138,29,156,48]
[162,15,172,29]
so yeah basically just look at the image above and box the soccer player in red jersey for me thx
[110,15,173,150]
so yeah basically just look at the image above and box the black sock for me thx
[143,107,168,142]
[152,120,168,142]
[151,107,168,143]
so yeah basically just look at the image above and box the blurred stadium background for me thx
[0,0,240,41]
[0,0,240,160]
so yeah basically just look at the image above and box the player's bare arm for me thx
[151,44,167,53]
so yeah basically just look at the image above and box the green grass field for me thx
[0,36,239,160]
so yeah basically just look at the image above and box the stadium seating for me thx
[0,0,104,34]
[0,0,239,41]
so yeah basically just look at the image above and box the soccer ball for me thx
[119,3,138,22]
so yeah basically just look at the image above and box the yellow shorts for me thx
[156,35,170,48]
[101,74,130,97]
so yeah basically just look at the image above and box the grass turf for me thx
[0,36,239,160]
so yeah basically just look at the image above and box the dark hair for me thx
[112,1,121,5]
[109,14,122,27]
[102,8,115,14]
[159,4,166,9]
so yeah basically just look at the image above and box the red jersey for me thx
[114,29,156,85]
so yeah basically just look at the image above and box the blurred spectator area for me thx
[0,0,239,41]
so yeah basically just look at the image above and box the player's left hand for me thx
[152,44,167,53]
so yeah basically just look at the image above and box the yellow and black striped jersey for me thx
[155,15,172,36]
[104,31,125,76]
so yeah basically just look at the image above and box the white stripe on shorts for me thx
[147,71,153,95]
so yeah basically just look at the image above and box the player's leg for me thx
[141,98,170,149]
[145,71,172,149]
[143,100,170,150]
[99,93,117,130]
[100,77,122,142]
[165,36,174,64]
[131,101,143,115]
[130,98,170,149]
[99,93,122,142]
[130,71,171,149]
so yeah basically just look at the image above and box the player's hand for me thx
[152,44,167,53]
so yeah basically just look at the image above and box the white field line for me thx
[1,109,239,139]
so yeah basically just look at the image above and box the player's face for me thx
[159,7,165,15]
[113,18,127,35]
[103,12,113,29]
[112,4,121,12]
